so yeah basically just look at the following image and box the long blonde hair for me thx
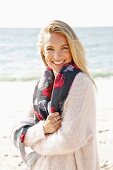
[38,20,95,86]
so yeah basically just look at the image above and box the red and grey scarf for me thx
[19,62,81,143]
[33,62,81,123]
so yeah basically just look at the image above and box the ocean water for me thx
[0,27,113,81]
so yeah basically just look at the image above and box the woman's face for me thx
[43,33,72,76]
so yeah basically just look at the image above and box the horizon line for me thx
[0,25,113,29]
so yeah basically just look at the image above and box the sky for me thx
[0,0,113,28]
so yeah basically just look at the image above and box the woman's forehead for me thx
[43,33,68,45]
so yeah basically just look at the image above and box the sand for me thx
[0,78,113,170]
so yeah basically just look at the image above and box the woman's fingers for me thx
[48,112,60,120]
[54,119,62,127]
[43,112,62,134]
[48,112,61,123]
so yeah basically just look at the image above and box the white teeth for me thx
[53,61,64,65]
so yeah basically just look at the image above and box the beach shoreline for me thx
[0,78,113,169]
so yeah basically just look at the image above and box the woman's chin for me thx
[53,65,63,73]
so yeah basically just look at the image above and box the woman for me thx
[12,20,100,170]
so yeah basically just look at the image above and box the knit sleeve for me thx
[30,73,96,155]
[23,120,46,146]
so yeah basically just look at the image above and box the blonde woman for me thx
[12,20,99,170]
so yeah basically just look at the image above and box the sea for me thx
[0,27,113,81]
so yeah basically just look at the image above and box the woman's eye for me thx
[46,48,54,51]
[61,46,69,50]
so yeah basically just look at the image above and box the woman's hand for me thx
[43,112,62,135]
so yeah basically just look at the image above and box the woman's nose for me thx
[54,51,60,59]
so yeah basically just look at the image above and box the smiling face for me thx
[43,33,72,76]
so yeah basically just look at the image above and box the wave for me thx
[0,73,40,82]
[93,72,113,78]
[0,71,113,82]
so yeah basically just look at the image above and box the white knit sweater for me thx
[24,72,100,170]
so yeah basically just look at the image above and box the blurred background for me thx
[0,0,113,169]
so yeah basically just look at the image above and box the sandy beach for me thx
[0,78,113,170]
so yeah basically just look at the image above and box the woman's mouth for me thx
[52,60,65,65]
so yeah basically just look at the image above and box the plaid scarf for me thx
[33,62,81,123]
